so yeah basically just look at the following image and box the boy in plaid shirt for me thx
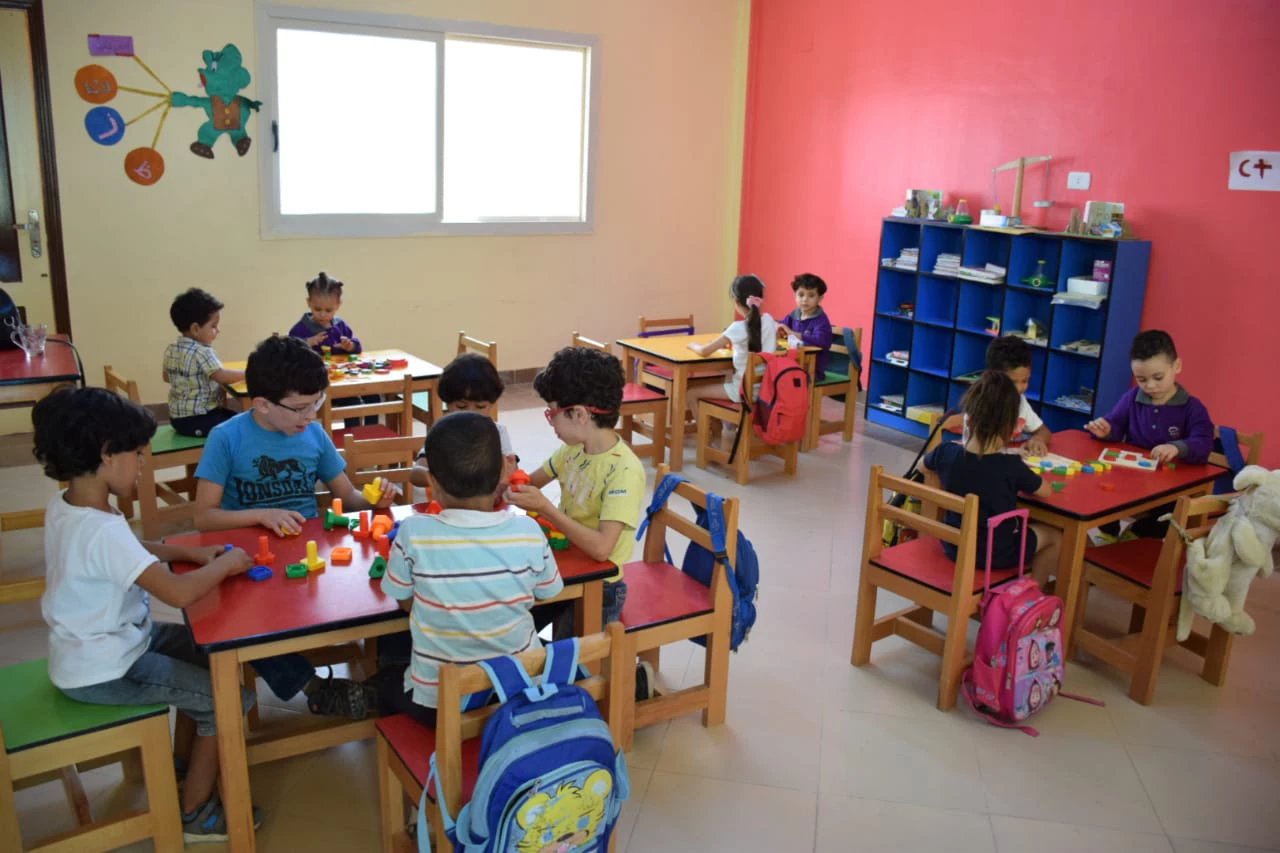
[163,288,243,437]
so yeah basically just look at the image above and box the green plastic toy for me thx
[285,562,308,579]
[369,556,387,579]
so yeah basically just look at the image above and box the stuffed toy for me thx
[1166,465,1280,641]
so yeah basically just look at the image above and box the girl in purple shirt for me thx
[287,271,362,356]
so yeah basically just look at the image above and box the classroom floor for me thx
[4,388,1279,852]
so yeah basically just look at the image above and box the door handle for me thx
[11,209,41,259]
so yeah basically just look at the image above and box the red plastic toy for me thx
[253,535,275,566]
[508,469,531,488]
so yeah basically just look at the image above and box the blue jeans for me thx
[61,622,255,736]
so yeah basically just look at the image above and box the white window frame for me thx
[256,3,600,238]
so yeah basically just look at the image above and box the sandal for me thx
[306,671,371,720]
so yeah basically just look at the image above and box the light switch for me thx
[1067,171,1091,190]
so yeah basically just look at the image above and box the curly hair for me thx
[791,273,828,296]
[305,271,344,300]
[730,274,766,352]
[1130,330,1177,362]
[439,353,504,406]
[961,370,1021,451]
[423,411,502,499]
[245,335,328,402]
[169,288,223,332]
[533,347,623,429]
[32,386,156,481]
[985,335,1032,373]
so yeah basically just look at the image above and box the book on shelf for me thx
[1060,339,1101,356]
[882,247,919,271]
[879,393,905,413]
[956,263,1007,284]
[933,253,961,276]
[885,349,909,366]
[1051,292,1107,310]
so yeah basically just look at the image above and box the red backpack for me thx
[731,351,809,460]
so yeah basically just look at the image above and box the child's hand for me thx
[258,509,305,536]
[505,484,553,515]
[1085,417,1110,438]
[374,480,400,507]
[338,337,355,352]
[214,547,253,576]
[1024,437,1049,456]
[307,331,328,347]
[188,544,230,565]
[687,342,706,356]
[1151,444,1179,463]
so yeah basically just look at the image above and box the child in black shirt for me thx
[923,370,1061,586]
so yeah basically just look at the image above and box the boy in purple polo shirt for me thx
[779,273,834,380]
[1086,330,1213,537]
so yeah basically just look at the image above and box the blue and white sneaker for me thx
[182,793,264,844]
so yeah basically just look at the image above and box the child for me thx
[506,346,644,628]
[193,334,399,719]
[1087,330,1213,538]
[684,274,781,420]
[410,353,518,495]
[378,412,563,726]
[33,386,260,842]
[778,273,833,381]
[923,371,1062,586]
[288,271,361,355]
[163,288,243,438]
[940,335,1052,456]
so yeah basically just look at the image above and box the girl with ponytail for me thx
[683,274,780,421]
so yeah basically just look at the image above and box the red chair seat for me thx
[620,561,715,630]
[870,537,1020,594]
[375,714,483,803]
[332,424,399,445]
[622,383,667,403]
[1084,539,1179,591]
[643,365,725,382]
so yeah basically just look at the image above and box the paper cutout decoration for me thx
[74,64,117,103]
[124,147,164,186]
[88,34,134,56]
[84,106,125,145]
[169,44,261,158]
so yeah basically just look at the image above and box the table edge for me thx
[1019,468,1224,521]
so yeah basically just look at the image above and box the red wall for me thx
[740,0,1280,465]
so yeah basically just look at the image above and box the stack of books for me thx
[882,248,919,271]
[878,394,905,413]
[933,254,961,276]
[886,350,909,366]
[956,263,1006,284]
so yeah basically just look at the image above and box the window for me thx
[257,5,598,237]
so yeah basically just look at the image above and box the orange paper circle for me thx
[75,65,117,103]
[124,147,164,185]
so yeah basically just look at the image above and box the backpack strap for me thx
[983,509,1029,594]
[1214,426,1246,494]
[476,655,534,704]
[961,670,1041,737]
[702,493,741,601]
[637,473,688,540]
[540,638,580,689]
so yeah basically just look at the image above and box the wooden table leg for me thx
[210,650,256,853]
[1056,519,1090,657]
[576,581,605,675]
[669,365,689,472]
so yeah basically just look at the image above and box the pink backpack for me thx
[962,510,1102,736]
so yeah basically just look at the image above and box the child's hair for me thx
[961,370,1021,450]
[423,411,501,498]
[532,347,624,429]
[791,273,827,296]
[32,386,156,481]
[305,272,344,301]
[169,288,223,333]
[246,335,328,402]
[1130,330,1177,362]
[438,353,504,405]
[730,274,766,352]
[985,335,1033,373]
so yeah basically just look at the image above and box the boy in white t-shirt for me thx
[941,335,1052,455]
[34,387,259,843]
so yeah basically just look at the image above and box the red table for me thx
[1015,430,1225,651]
[169,503,615,853]
[0,333,82,405]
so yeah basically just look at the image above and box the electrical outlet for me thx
[1067,171,1091,191]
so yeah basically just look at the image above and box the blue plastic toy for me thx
[247,565,273,582]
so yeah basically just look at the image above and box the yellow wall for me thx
[41,0,750,406]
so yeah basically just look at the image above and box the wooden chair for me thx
[571,332,668,465]
[1074,493,1237,704]
[619,467,736,749]
[851,465,1016,711]
[374,624,629,853]
[0,660,182,852]
[321,373,415,446]
[0,510,47,605]
[695,352,801,484]
[804,326,862,451]
[343,434,422,506]
[411,331,499,427]
[104,366,205,539]
[635,315,725,411]
[1210,426,1264,470]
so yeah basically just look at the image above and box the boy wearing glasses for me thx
[193,334,397,719]
[506,346,645,630]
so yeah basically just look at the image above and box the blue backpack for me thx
[638,473,759,651]
[1214,426,1247,494]
[418,638,629,852]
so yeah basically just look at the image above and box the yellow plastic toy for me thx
[361,476,384,504]
[304,539,326,572]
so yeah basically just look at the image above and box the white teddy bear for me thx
[1171,465,1280,641]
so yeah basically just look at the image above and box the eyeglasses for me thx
[272,392,326,416]
[543,405,616,424]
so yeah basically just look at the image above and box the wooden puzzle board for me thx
[1098,447,1159,471]
[1022,452,1081,470]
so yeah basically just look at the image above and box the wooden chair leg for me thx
[120,747,145,783]
[1128,604,1146,635]
[703,611,731,727]
[376,737,403,853]
[174,711,197,766]
[937,602,970,711]
[783,439,798,476]
[734,423,750,485]
[653,401,667,468]
[841,389,856,441]
[850,571,878,665]
[140,716,184,853]
[639,647,660,673]
[0,741,24,853]
[1201,625,1235,686]
[59,766,93,826]
[1128,593,1176,705]
[137,462,162,540]
[695,407,711,470]
[242,663,261,729]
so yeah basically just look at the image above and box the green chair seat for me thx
[0,659,167,753]
[151,425,206,455]
[815,371,850,387]
[411,391,433,413]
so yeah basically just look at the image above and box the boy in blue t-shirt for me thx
[194,334,399,719]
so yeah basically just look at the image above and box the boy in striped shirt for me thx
[378,411,563,725]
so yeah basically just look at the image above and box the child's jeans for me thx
[60,622,255,736]
[533,579,628,640]
[248,653,317,701]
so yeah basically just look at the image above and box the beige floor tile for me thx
[1128,743,1280,848]
[614,765,652,852]
[624,719,670,770]
[625,771,817,853]
[819,708,987,812]
[277,739,381,832]
[816,794,996,852]
[254,804,382,851]
[825,639,969,718]
[1171,838,1280,853]
[991,816,1175,853]
[977,731,1161,833]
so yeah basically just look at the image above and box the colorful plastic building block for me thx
[362,477,384,504]
[1024,457,1041,466]
[1098,482,1116,491]
[222,544,233,553]
[247,565,273,582]
[1051,482,1066,492]
[253,535,275,566]
[1052,467,1068,475]
[374,534,391,559]
[332,498,343,515]
[277,526,301,538]
[424,500,443,515]
[1040,461,1054,470]
[388,520,400,542]
[369,556,387,579]
[548,532,570,551]
[388,358,409,368]
[285,562,308,579]
[1081,465,1095,474]
[304,540,326,572]
[330,547,353,565]
[1167,462,1176,470]
[324,508,352,531]
[1064,468,1077,477]
[352,511,372,540]
[509,469,531,488]
[371,516,393,538]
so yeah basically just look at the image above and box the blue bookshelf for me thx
[865,219,1150,439]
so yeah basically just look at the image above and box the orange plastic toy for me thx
[508,469,531,488]
[253,535,275,566]
[424,500,443,515]
[353,511,373,540]
[330,547,353,565]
